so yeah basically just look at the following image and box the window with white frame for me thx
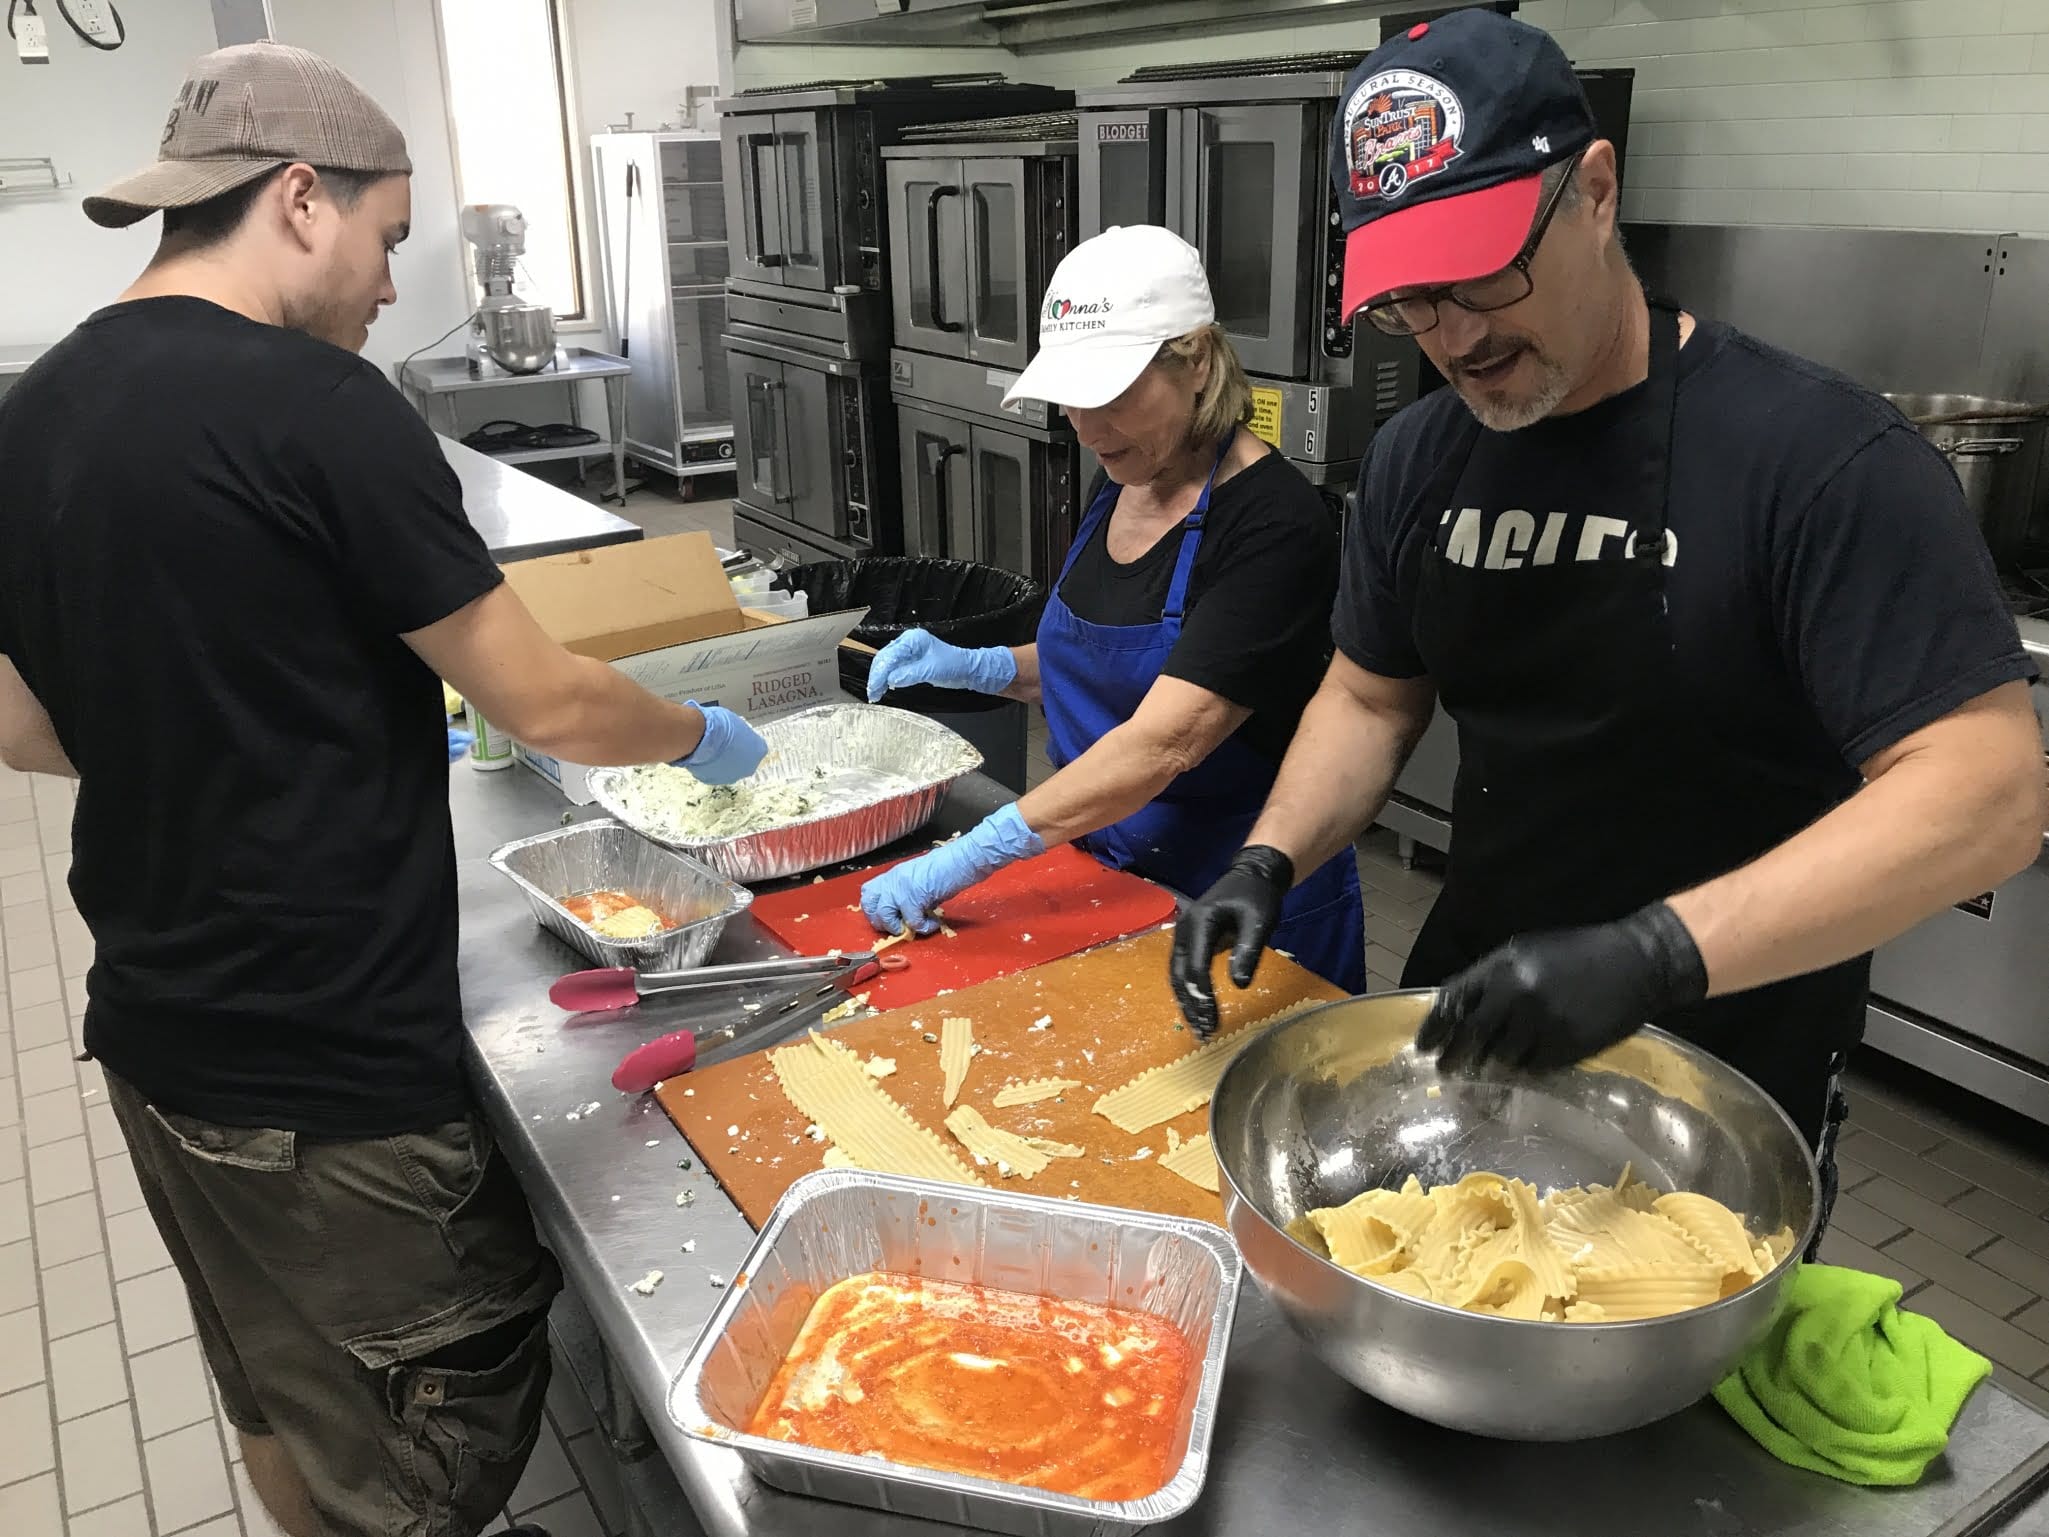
[436,0,585,320]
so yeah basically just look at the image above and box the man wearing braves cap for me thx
[0,43,768,1537]
[1173,7,2041,1232]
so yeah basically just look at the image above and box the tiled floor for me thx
[9,529,2049,1532]
[579,468,737,552]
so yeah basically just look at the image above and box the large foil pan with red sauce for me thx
[670,1168,1242,1536]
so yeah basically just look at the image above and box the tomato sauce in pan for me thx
[746,1272,1193,1501]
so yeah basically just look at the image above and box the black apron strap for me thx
[1804,1049,1854,1261]
[1633,299,1683,569]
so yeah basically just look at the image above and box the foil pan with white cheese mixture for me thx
[585,703,983,884]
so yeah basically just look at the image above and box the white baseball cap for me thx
[1002,225,1216,411]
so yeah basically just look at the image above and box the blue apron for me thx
[1036,441,1368,994]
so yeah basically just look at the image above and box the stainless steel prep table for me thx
[452,766,2049,1537]
[439,433,642,564]
[407,348,634,504]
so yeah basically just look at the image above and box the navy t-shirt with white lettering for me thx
[1336,320,2035,805]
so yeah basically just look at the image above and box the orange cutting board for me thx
[748,844,1179,1010]
[656,928,1346,1229]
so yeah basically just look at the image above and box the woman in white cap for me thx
[859,225,1367,994]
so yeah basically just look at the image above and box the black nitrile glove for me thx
[1170,845,1294,1038]
[1415,901,1708,1074]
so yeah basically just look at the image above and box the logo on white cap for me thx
[1042,294,1115,330]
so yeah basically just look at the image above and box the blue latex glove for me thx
[674,703,769,785]
[865,628,1017,702]
[446,727,474,764]
[861,802,1044,936]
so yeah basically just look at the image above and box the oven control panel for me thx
[852,111,883,292]
[1323,202,1353,361]
[834,374,873,546]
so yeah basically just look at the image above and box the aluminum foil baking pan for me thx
[585,703,983,885]
[670,1169,1241,1537]
[488,818,753,971]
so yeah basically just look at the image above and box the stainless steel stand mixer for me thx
[460,203,557,375]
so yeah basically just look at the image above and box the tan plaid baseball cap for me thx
[84,42,411,229]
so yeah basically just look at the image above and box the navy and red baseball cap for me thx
[1332,7,1598,321]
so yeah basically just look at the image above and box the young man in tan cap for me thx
[0,42,766,1537]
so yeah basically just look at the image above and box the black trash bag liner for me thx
[774,558,1046,710]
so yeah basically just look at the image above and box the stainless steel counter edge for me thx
[438,432,642,564]
[453,766,2049,1537]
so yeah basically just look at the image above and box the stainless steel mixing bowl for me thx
[1210,991,1820,1441]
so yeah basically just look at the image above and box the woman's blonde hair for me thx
[1155,323,1253,448]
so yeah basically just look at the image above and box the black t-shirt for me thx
[1338,317,2035,823]
[1059,452,1339,761]
[0,297,505,1137]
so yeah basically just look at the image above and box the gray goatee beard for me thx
[1457,350,1575,432]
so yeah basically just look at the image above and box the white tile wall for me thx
[1523,0,2049,233]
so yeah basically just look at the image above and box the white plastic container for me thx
[464,700,515,771]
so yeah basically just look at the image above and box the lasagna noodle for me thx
[1158,1131,1221,1194]
[771,1032,981,1187]
[993,1077,1082,1108]
[1298,1166,1781,1325]
[943,1105,1083,1179]
[1574,1263,1725,1320]
[1655,1191,1763,1283]
[1091,1003,1318,1135]
[939,1017,974,1107]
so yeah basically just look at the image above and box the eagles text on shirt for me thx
[1437,506,1681,570]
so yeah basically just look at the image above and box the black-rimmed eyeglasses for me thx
[1360,150,1586,338]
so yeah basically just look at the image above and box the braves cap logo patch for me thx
[1344,68,1466,201]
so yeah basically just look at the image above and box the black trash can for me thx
[774,558,1047,793]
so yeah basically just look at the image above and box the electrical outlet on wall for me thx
[15,7,50,61]
[67,0,120,41]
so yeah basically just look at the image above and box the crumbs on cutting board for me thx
[822,992,871,1024]
[627,1270,663,1295]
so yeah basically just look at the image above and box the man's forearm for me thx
[517,658,706,766]
[1669,686,2045,996]
[1246,668,1433,880]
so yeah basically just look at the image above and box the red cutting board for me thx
[749,844,1178,1010]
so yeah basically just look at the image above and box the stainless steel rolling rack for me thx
[592,130,739,488]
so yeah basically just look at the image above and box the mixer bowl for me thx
[480,304,557,374]
[1210,991,1819,1441]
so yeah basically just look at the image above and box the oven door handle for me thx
[748,132,784,269]
[1944,436,2024,458]
[927,440,966,555]
[1190,115,1219,273]
[751,377,791,504]
[927,186,963,333]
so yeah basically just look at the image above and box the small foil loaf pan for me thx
[585,703,983,885]
[488,818,753,971]
[670,1169,1242,1537]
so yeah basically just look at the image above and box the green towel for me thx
[1713,1262,1991,1486]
